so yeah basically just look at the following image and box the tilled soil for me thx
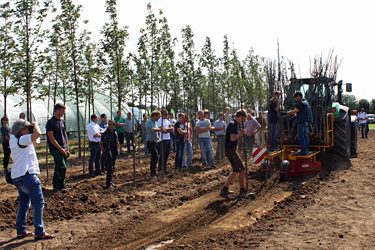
[0,133,373,249]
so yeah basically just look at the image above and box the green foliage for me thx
[100,0,129,110]
[342,94,358,111]
[178,25,198,112]
[13,0,52,120]
[0,2,17,114]
[1,2,275,125]
[358,99,370,113]
[370,99,375,114]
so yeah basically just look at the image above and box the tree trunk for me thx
[72,42,81,157]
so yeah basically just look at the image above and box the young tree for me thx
[13,0,52,121]
[138,3,161,110]
[178,25,198,112]
[0,2,17,115]
[221,34,232,107]
[59,0,84,157]
[100,0,129,111]
[200,36,218,117]
[158,13,178,110]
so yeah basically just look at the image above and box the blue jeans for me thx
[269,122,278,149]
[361,123,368,138]
[216,135,225,160]
[125,132,135,153]
[158,140,171,172]
[199,138,215,167]
[13,174,45,236]
[143,133,148,154]
[175,139,185,170]
[170,132,176,152]
[183,140,193,167]
[89,143,101,174]
[297,122,310,153]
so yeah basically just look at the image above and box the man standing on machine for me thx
[286,91,313,155]
[269,90,281,152]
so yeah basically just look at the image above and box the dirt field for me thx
[0,132,374,249]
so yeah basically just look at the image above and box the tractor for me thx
[259,76,357,181]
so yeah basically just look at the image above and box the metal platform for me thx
[288,150,320,162]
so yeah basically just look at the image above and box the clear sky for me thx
[74,0,374,101]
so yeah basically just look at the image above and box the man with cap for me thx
[269,90,281,151]
[358,108,368,138]
[10,119,54,240]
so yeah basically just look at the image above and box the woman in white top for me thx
[10,119,54,240]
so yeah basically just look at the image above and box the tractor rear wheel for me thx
[280,160,290,182]
[333,115,351,161]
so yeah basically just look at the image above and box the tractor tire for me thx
[333,115,351,162]
[350,120,358,158]
[262,160,270,181]
[280,160,290,182]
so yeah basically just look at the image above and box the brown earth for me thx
[0,131,373,249]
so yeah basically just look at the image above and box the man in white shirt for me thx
[358,108,368,138]
[212,113,226,160]
[196,110,217,169]
[158,110,173,174]
[87,114,105,177]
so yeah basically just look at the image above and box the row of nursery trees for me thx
[0,0,268,157]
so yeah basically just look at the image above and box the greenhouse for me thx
[0,92,132,135]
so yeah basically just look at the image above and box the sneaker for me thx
[60,188,67,194]
[150,175,157,179]
[210,165,219,169]
[239,188,255,198]
[239,188,248,196]
[296,151,308,156]
[220,187,234,196]
[89,173,95,178]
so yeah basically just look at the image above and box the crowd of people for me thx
[2,89,370,240]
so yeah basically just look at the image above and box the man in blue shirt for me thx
[46,103,70,193]
[146,110,164,178]
[99,113,108,174]
[287,91,313,155]
[220,109,255,197]
[124,112,137,154]
[269,90,281,151]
